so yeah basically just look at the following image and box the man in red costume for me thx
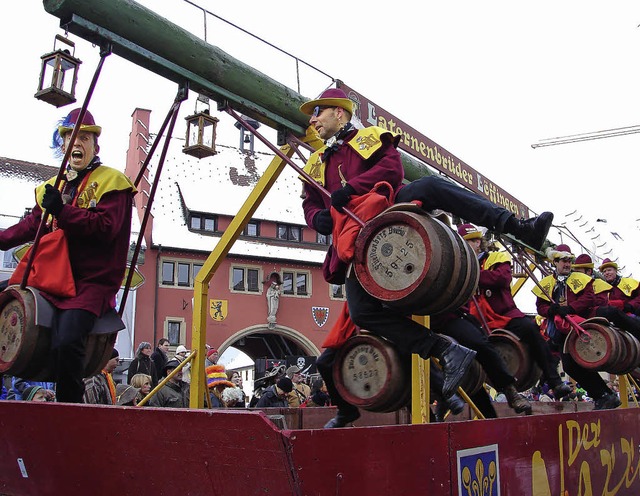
[300,88,554,427]
[587,257,640,340]
[533,245,620,410]
[599,258,640,314]
[0,108,136,403]
[572,254,611,307]
[460,224,570,399]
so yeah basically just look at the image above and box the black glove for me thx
[313,210,333,235]
[330,184,356,213]
[556,305,574,317]
[547,303,560,318]
[42,184,64,216]
[623,302,635,314]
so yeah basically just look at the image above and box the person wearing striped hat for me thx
[206,364,235,408]
[533,244,620,410]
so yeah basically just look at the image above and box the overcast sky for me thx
[3,1,640,281]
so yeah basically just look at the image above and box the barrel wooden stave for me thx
[354,207,478,316]
[0,286,116,380]
[0,287,50,378]
[333,333,410,413]
[567,322,617,370]
[488,329,541,392]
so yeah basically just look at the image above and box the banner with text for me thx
[338,82,529,218]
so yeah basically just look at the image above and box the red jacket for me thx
[535,273,595,319]
[0,165,135,316]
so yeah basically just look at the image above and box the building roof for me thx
[146,141,326,264]
[0,157,57,228]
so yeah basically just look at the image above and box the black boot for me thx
[506,212,554,250]
[437,342,477,398]
[503,384,532,414]
[324,408,361,428]
[552,382,572,400]
[435,393,465,422]
[593,392,621,410]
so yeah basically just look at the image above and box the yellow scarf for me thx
[103,371,116,405]
[532,272,592,302]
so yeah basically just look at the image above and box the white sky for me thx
[3,1,640,287]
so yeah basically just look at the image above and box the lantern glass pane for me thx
[188,121,199,147]
[203,125,214,147]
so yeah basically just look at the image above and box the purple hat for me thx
[300,88,354,116]
[58,108,102,137]
[457,223,482,240]
[573,254,594,269]
[598,258,618,271]
[546,244,574,261]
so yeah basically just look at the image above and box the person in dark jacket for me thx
[127,341,158,386]
[255,377,293,408]
[149,359,189,408]
[305,378,331,407]
[151,338,170,377]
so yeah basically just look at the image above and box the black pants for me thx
[345,272,443,358]
[51,308,97,403]
[318,272,447,415]
[596,306,640,340]
[434,314,514,390]
[560,351,609,401]
[395,176,514,230]
[316,348,357,416]
[430,362,497,418]
[505,316,562,386]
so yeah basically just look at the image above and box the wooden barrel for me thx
[602,327,639,375]
[566,320,621,370]
[83,332,118,378]
[333,333,411,413]
[0,286,51,379]
[488,329,541,392]
[0,285,116,380]
[353,205,479,316]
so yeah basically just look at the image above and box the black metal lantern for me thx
[183,96,219,159]
[34,35,82,108]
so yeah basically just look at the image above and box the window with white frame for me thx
[166,318,186,346]
[1,249,17,269]
[161,259,203,288]
[330,284,346,300]
[282,270,309,296]
[231,265,261,293]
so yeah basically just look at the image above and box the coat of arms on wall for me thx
[312,307,329,327]
[210,299,228,321]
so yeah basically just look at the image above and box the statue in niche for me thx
[266,273,282,329]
